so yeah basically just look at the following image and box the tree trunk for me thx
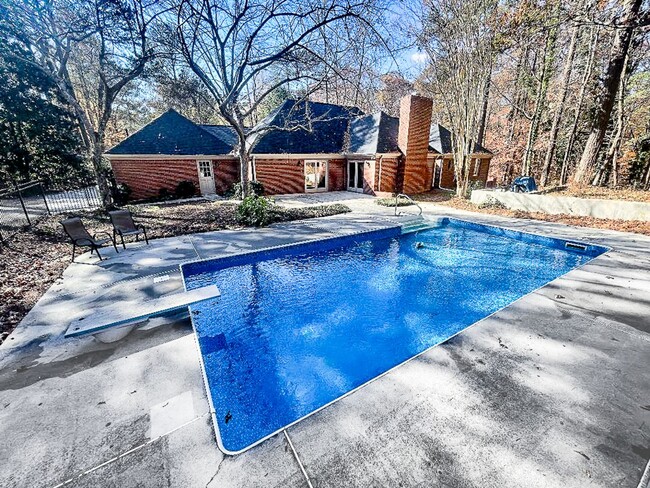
[540,19,580,187]
[522,8,559,176]
[560,27,599,185]
[592,50,629,186]
[237,135,250,197]
[477,69,491,146]
[573,0,642,184]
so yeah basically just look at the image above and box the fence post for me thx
[13,180,31,227]
[38,181,51,215]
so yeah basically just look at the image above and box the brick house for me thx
[105,95,492,200]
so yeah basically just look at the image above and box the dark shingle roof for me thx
[107,109,236,156]
[348,112,400,154]
[199,124,239,147]
[429,123,491,155]
[250,99,363,154]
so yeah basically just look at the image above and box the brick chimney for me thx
[398,94,433,194]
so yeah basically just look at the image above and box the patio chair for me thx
[108,209,149,249]
[61,217,118,262]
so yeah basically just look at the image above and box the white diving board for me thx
[65,285,220,338]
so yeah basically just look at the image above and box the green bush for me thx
[227,180,265,199]
[236,195,271,226]
[175,180,197,199]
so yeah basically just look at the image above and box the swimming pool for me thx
[181,218,608,454]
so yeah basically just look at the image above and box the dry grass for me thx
[0,200,350,343]
[547,186,650,203]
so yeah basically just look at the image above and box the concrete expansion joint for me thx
[284,430,314,488]
[49,412,210,488]
[188,236,202,259]
[638,458,650,488]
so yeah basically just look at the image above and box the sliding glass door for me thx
[305,161,328,192]
[348,161,364,192]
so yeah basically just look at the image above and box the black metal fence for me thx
[0,180,101,243]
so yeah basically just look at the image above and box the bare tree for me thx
[540,0,584,187]
[559,25,599,185]
[418,0,498,197]
[521,0,559,177]
[171,0,386,196]
[573,0,643,184]
[5,0,161,205]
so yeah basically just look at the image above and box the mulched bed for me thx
[412,190,650,236]
[0,200,350,344]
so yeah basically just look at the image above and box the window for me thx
[198,160,212,178]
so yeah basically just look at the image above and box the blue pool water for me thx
[181,218,607,453]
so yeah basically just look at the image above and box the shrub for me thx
[376,195,414,207]
[158,187,171,200]
[478,196,507,210]
[470,180,486,191]
[112,183,132,206]
[175,180,197,199]
[236,195,271,226]
[227,180,265,199]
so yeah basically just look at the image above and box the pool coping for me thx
[180,216,613,455]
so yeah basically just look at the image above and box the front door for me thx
[305,160,328,192]
[347,161,364,192]
[197,160,216,195]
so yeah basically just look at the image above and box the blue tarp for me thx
[511,176,537,192]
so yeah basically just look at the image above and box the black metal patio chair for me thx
[108,209,149,249]
[61,217,118,262]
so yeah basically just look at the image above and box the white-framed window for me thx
[198,160,213,178]
[305,160,328,192]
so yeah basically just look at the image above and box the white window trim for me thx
[304,160,328,193]
[347,160,365,193]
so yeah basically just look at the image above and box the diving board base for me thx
[65,285,220,338]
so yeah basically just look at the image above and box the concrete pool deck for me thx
[1,194,649,487]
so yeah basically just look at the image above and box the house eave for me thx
[251,153,344,159]
[104,154,238,161]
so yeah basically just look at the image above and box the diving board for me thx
[65,285,220,338]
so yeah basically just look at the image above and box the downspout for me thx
[378,155,383,193]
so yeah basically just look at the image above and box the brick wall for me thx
[328,159,346,191]
[363,160,376,194]
[469,157,491,185]
[398,95,434,194]
[110,159,197,200]
[438,156,492,191]
[255,158,305,194]
[439,158,455,189]
[372,157,400,194]
[110,158,239,200]
[214,159,240,194]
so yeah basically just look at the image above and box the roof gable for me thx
[429,123,492,155]
[107,109,236,156]
[348,112,400,154]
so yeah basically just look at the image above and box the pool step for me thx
[400,220,434,234]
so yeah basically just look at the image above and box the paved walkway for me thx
[1,195,649,488]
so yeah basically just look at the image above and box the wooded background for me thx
[0,0,648,200]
